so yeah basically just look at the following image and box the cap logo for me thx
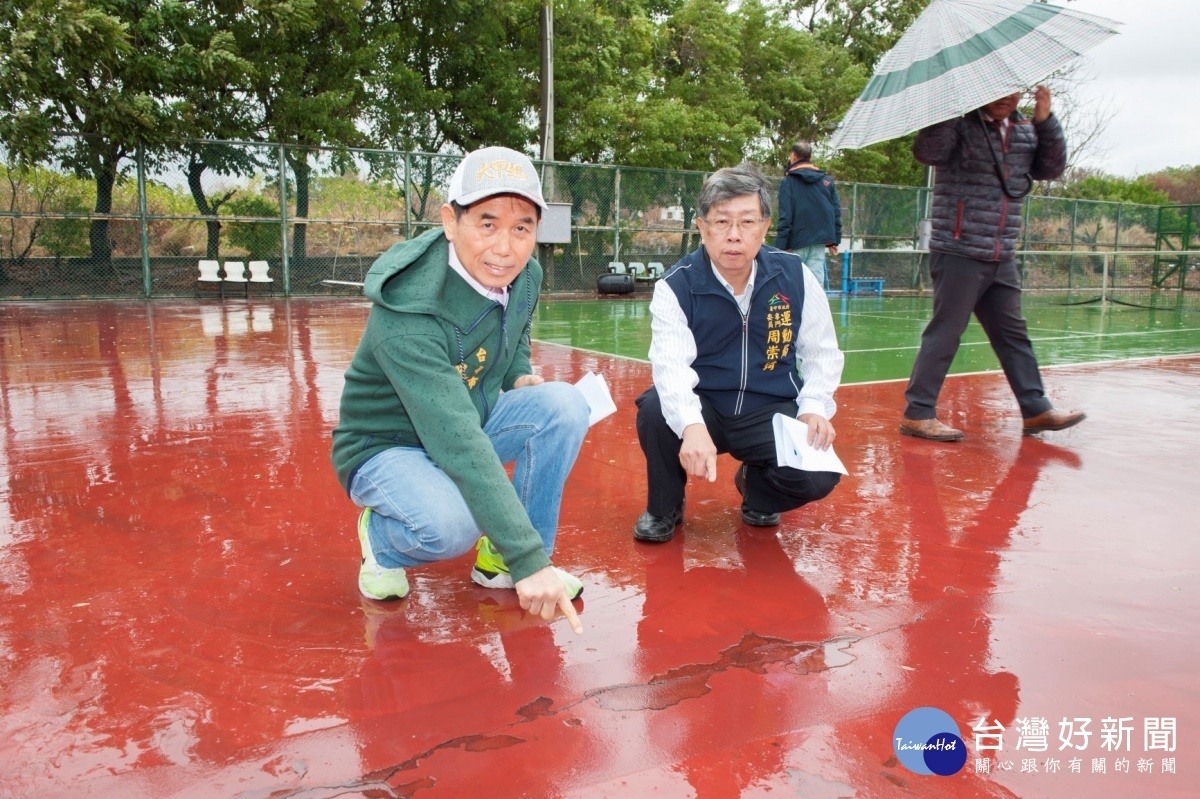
[473,159,529,187]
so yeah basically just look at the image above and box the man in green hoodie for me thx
[332,146,588,633]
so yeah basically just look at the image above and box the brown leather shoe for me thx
[1023,408,1086,435]
[899,417,964,442]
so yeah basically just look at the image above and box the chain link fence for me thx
[2,136,1195,305]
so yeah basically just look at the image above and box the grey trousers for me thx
[904,251,1052,420]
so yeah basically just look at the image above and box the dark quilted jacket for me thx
[914,110,1067,262]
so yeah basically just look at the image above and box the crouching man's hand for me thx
[515,566,583,634]
[798,412,836,450]
[512,374,545,388]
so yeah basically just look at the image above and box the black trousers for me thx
[904,251,1052,420]
[635,387,841,516]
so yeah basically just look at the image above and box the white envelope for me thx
[574,371,618,427]
[772,413,849,475]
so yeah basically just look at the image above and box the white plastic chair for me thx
[248,260,274,294]
[197,259,223,298]
[223,261,248,298]
[628,261,646,278]
[648,262,665,279]
[607,261,626,274]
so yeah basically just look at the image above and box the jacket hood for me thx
[787,165,828,184]
[362,228,448,315]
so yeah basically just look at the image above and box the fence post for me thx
[849,182,857,252]
[912,184,922,290]
[1069,199,1079,291]
[613,167,621,262]
[279,144,290,295]
[136,142,152,298]
[1108,200,1118,250]
[848,182,858,293]
[404,151,412,240]
[1101,251,1110,307]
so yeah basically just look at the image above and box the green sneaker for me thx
[357,508,409,601]
[470,536,583,600]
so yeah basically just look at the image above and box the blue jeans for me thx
[349,381,590,568]
[793,244,828,290]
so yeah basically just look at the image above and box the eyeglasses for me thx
[701,217,767,234]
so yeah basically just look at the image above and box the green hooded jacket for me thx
[331,228,549,582]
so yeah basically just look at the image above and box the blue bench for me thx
[848,277,884,296]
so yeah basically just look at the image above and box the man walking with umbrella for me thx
[899,86,1085,441]
[826,0,1118,440]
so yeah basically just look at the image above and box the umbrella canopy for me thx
[829,0,1120,151]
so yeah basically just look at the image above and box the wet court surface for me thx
[1,298,1197,798]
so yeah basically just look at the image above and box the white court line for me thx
[844,351,1200,387]
[835,311,929,322]
[842,326,1200,354]
[534,338,649,363]
[537,326,1200,367]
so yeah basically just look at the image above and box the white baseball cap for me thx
[446,146,548,212]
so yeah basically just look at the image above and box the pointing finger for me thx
[559,596,583,634]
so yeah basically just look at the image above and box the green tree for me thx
[827,134,925,186]
[785,0,932,182]
[1058,169,1171,205]
[1,164,91,279]
[550,0,659,163]
[790,0,930,68]
[38,199,93,267]
[1147,165,1200,205]
[224,194,282,260]
[359,0,541,228]
[0,0,244,271]
[173,1,262,260]
[738,0,865,162]
[235,0,372,262]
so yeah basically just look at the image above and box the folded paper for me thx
[772,413,849,475]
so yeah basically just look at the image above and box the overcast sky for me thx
[1067,0,1199,176]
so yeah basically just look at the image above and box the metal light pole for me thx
[539,0,554,164]
[539,0,557,277]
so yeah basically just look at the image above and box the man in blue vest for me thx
[633,164,845,542]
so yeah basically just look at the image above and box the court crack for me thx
[271,631,863,798]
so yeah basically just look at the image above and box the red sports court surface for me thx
[0,299,1196,798]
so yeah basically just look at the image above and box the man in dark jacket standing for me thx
[900,86,1085,441]
[774,141,841,290]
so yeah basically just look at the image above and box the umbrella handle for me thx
[977,112,1034,200]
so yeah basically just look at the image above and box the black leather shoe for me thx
[734,464,781,527]
[740,506,781,527]
[633,502,684,542]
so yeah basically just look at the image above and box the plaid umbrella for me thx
[829,0,1121,150]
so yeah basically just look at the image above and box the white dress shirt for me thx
[649,256,844,437]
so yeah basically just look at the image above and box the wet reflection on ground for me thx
[0,299,1196,798]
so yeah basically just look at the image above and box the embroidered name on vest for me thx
[763,293,793,371]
